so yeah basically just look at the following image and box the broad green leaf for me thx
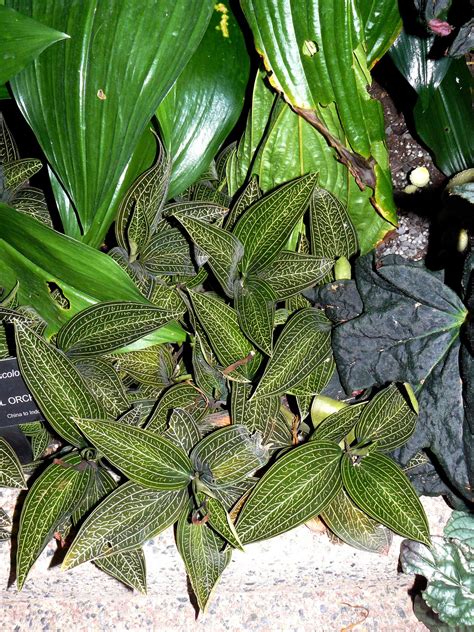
[173,214,243,297]
[8,0,214,247]
[234,277,275,355]
[258,251,333,300]
[0,5,68,84]
[237,440,342,543]
[251,308,331,399]
[157,3,250,199]
[191,425,268,488]
[176,508,232,613]
[63,482,187,569]
[48,166,81,240]
[0,84,10,99]
[312,402,367,443]
[309,187,358,262]
[0,436,26,488]
[56,301,183,358]
[146,383,208,435]
[111,344,174,388]
[240,0,397,226]
[341,451,430,545]
[189,291,260,382]
[230,382,251,427]
[204,495,243,551]
[94,548,147,594]
[0,204,186,343]
[75,418,193,490]
[444,511,474,550]
[163,408,201,455]
[355,383,417,451]
[400,537,474,627]
[358,0,401,67]
[320,487,392,553]
[233,173,317,273]
[74,357,129,419]
[17,453,92,589]
[15,322,104,447]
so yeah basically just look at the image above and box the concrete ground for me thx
[0,493,451,631]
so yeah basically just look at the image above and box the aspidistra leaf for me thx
[237,440,342,543]
[75,418,193,490]
[341,451,430,545]
[0,436,27,488]
[15,322,104,447]
[234,277,275,355]
[94,548,147,594]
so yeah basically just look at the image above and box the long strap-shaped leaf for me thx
[0,436,27,489]
[8,0,214,246]
[15,322,105,447]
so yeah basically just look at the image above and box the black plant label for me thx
[0,357,43,428]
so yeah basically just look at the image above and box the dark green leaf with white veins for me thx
[191,425,268,488]
[75,418,193,490]
[234,277,275,355]
[201,495,243,551]
[237,440,342,544]
[189,291,260,382]
[146,383,208,434]
[355,383,417,451]
[312,401,367,444]
[63,481,187,569]
[163,408,201,455]
[0,508,11,541]
[112,343,174,388]
[309,187,358,261]
[17,453,92,589]
[176,508,232,613]
[341,452,430,545]
[141,224,195,276]
[174,214,243,297]
[0,436,26,488]
[94,548,147,594]
[233,173,318,273]
[287,350,335,397]
[251,308,331,399]
[164,201,229,224]
[57,301,181,358]
[74,357,129,419]
[15,322,104,447]
[321,487,392,553]
[258,251,333,300]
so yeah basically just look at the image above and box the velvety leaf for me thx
[312,402,367,443]
[174,214,243,297]
[0,507,11,540]
[56,301,183,358]
[444,511,474,550]
[75,418,193,490]
[0,204,186,343]
[157,3,250,198]
[341,451,430,545]
[141,224,195,277]
[189,290,260,382]
[355,383,417,451]
[251,308,331,399]
[94,548,147,594]
[210,478,257,511]
[0,4,68,84]
[63,482,187,569]
[321,487,392,553]
[0,111,18,163]
[233,173,317,274]
[74,357,129,419]
[163,408,201,455]
[234,277,275,355]
[176,508,232,613]
[15,321,104,447]
[237,440,342,543]
[146,383,208,435]
[8,0,214,247]
[71,465,117,525]
[192,334,228,401]
[17,453,92,589]
[287,351,335,397]
[400,537,474,627]
[0,436,27,488]
[2,157,42,195]
[164,201,229,224]
[258,251,333,300]
[225,176,261,231]
[112,344,174,388]
[11,186,51,227]
[20,421,50,460]
[309,187,358,262]
[191,425,268,488]
[203,495,243,551]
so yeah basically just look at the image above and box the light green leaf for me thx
[234,277,275,355]
[0,4,68,84]
[8,0,214,247]
[146,383,208,435]
[251,308,331,399]
[63,481,187,569]
[233,173,317,274]
[358,0,401,68]
[309,187,358,262]
[341,451,430,545]
[71,465,117,525]
[15,321,104,447]
[321,487,392,553]
[173,214,243,297]
[17,453,92,589]
[56,301,183,358]
[191,425,268,488]
[444,511,474,550]
[176,507,232,613]
[48,166,81,240]
[94,548,147,594]
[163,408,201,455]
[0,436,27,488]
[237,440,342,543]
[203,495,243,551]
[75,418,193,490]
[312,401,367,443]
[355,383,418,451]
[189,290,260,382]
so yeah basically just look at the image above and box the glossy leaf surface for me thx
[234,277,275,355]
[0,436,27,488]
[94,548,147,594]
